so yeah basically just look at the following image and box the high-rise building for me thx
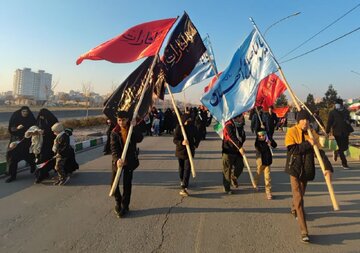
[13,68,52,101]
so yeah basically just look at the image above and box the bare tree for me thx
[82,82,93,118]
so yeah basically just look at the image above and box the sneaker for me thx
[301,235,310,243]
[291,210,297,220]
[58,176,70,186]
[342,166,350,170]
[114,204,121,218]
[223,187,233,195]
[179,189,189,197]
[333,151,338,162]
[231,178,239,188]
[53,179,61,186]
[266,192,273,200]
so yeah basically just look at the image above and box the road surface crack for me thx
[151,197,185,253]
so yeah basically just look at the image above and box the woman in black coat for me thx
[5,106,36,183]
[34,108,59,183]
[173,114,201,196]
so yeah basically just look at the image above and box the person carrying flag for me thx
[254,129,276,200]
[173,113,201,196]
[111,111,143,218]
[285,110,333,243]
[222,114,246,194]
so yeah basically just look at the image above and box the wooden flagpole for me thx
[206,38,256,188]
[227,136,257,188]
[109,54,161,196]
[166,83,196,178]
[109,16,179,197]
[250,17,339,210]
[293,93,327,135]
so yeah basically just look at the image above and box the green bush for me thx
[63,116,106,129]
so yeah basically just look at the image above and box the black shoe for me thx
[34,178,42,184]
[119,207,129,218]
[5,177,16,183]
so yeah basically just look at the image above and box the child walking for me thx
[51,122,71,186]
[254,129,276,199]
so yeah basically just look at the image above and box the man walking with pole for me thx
[110,111,143,218]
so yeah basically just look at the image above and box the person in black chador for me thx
[111,111,143,218]
[5,106,36,183]
[33,108,59,183]
[103,117,116,155]
[195,106,208,140]
[326,99,353,169]
[173,113,201,196]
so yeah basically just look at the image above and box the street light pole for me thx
[264,12,301,37]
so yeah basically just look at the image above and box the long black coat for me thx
[326,108,352,136]
[173,123,200,159]
[110,125,143,171]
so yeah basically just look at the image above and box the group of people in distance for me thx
[6,106,78,185]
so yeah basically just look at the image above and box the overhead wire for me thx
[280,26,360,64]
[279,3,360,60]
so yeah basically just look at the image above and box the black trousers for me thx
[334,134,349,167]
[111,166,133,209]
[178,158,191,189]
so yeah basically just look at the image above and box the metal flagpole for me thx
[249,17,339,211]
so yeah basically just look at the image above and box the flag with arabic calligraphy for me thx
[76,18,177,64]
[162,12,206,87]
[103,56,166,124]
[255,73,287,110]
[201,29,278,123]
[167,36,217,93]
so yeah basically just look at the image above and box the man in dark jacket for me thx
[173,114,200,196]
[111,111,143,218]
[262,106,279,140]
[285,110,333,243]
[222,114,246,194]
[326,99,353,169]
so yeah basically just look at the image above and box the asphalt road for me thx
[0,127,359,253]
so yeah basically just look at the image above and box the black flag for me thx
[162,12,206,87]
[103,56,165,124]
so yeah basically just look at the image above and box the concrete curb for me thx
[0,135,107,176]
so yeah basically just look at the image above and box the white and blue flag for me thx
[201,29,278,123]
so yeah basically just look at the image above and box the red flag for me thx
[204,72,222,93]
[76,18,177,65]
[273,106,289,118]
[255,73,287,110]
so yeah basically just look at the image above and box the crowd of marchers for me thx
[3,99,354,244]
